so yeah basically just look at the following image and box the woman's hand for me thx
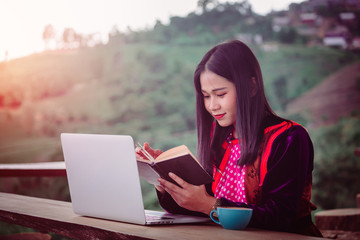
[158,172,216,215]
[135,143,164,193]
[135,142,163,160]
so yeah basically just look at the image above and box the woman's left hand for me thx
[158,172,216,215]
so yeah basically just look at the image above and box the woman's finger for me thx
[144,143,162,158]
[168,172,189,189]
[158,177,182,194]
[154,184,165,194]
[135,148,146,159]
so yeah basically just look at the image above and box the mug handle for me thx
[210,210,220,225]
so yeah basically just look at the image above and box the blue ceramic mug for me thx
[210,207,253,230]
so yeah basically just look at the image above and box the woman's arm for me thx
[156,189,211,217]
[220,126,314,232]
[156,174,215,217]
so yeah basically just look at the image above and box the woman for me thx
[137,40,322,237]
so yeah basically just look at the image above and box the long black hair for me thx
[194,40,276,171]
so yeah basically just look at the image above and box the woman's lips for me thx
[214,113,226,120]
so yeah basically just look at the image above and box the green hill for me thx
[0,42,358,163]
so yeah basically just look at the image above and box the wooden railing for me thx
[0,192,324,240]
[0,162,66,177]
[1,161,354,239]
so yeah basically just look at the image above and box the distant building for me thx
[267,0,359,50]
[323,26,351,49]
[301,0,360,12]
[300,12,318,25]
[339,12,359,33]
[301,0,328,12]
[352,37,360,49]
[323,35,348,49]
[272,16,291,32]
[297,26,318,37]
[339,12,356,22]
[297,12,321,38]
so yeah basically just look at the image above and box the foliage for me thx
[310,117,360,209]
[275,27,307,44]
[0,222,35,236]
[118,1,268,46]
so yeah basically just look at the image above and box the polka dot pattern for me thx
[214,141,247,203]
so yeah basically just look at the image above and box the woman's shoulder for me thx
[264,115,311,143]
[272,121,312,149]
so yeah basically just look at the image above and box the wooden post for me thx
[315,208,360,231]
[354,147,360,157]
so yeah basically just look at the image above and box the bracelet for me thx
[211,198,222,211]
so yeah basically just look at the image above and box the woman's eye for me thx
[217,93,226,97]
[203,95,210,99]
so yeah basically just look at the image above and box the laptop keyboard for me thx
[146,214,174,221]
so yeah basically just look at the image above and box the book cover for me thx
[136,145,213,186]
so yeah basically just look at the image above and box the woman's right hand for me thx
[135,143,164,193]
[135,142,163,160]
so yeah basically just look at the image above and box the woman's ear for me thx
[251,77,257,97]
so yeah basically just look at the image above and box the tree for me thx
[276,27,299,44]
[229,1,252,16]
[273,76,288,110]
[42,24,56,50]
[197,0,218,13]
[109,24,120,37]
[62,28,77,49]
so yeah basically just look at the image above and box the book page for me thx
[137,161,160,185]
[136,157,151,163]
[155,145,198,162]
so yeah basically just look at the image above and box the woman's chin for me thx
[216,120,233,127]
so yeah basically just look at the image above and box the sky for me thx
[0,0,303,60]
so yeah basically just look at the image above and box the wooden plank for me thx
[0,162,66,177]
[319,230,360,240]
[315,208,360,231]
[0,193,323,240]
[0,232,52,240]
[0,209,150,240]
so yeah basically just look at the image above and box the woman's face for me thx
[200,70,237,127]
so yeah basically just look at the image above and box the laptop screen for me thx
[61,133,147,224]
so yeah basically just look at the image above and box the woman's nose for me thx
[209,98,220,111]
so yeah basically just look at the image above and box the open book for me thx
[136,144,213,186]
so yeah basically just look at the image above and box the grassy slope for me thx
[286,61,360,126]
[257,44,359,110]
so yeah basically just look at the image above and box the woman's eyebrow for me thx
[212,87,227,92]
[201,87,227,93]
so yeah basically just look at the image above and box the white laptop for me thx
[60,133,210,225]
